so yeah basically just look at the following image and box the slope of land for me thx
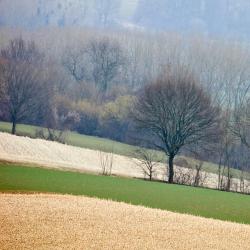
[0,131,250,192]
[1,163,250,224]
[1,131,249,191]
[0,194,250,250]
[0,121,248,180]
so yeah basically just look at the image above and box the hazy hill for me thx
[0,0,137,28]
[1,0,250,39]
[134,0,250,39]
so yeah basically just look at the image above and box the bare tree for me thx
[193,161,203,187]
[99,150,114,176]
[231,99,250,149]
[86,37,125,92]
[133,148,161,181]
[37,95,80,143]
[0,59,5,100]
[239,169,246,193]
[62,47,86,82]
[175,167,194,186]
[0,38,46,134]
[133,69,221,183]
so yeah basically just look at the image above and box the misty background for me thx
[1,0,250,40]
[1,0,250,189]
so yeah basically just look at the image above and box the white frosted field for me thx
[0,132,249,191]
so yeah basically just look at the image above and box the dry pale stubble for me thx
[0,194,250,250]
[0,132,249,190]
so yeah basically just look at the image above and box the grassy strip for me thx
[0,163,250,224]
[0,121,249,180]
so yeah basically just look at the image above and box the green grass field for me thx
[0,163,250,224]
[0,121,249,180]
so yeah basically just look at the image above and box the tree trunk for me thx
[168,154,174,183]
[149,173,152,181]
[226,165,231,192]
[11,120,16,135]
[218,155,222,190]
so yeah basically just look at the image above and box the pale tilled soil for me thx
[0,194,250,250]
[0,132,249,191]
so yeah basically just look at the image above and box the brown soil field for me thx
[0,194,250,250]
[0,132,249,191]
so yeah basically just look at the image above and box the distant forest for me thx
[1,0,250,39]
[1,1,250,190]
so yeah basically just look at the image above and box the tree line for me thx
[0,0,123,28]
[1,30,250,192]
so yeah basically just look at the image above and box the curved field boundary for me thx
[0,132,249,191]
[0,194,250,250]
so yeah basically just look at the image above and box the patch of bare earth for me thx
[0,194,250,250]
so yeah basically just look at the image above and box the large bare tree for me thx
[133,69,221,183]
[0,38,46,134]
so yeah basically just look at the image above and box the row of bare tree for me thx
[0,32,250,192]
